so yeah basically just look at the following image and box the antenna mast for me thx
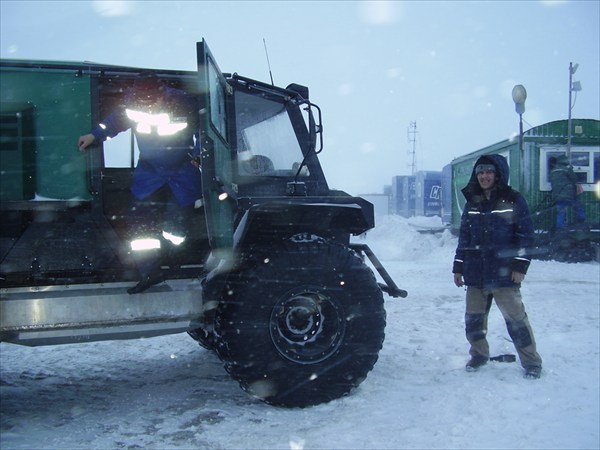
[263,38,274,86]
[407,121,418,175]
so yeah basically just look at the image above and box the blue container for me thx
[415,171,442,217]
[391,175,415,217]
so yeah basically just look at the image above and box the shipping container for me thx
[414,171,442,217]
[391,175,415,217]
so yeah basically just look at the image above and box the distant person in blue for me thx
[78,74,203,294]
[452,154,543,379]
[549,155,586,229]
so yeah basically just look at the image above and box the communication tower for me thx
[407,121,418,175]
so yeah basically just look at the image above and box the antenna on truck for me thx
[263,38,275,86]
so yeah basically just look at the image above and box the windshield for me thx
[234,90,309,177]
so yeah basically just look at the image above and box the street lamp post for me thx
[512,84,527,189]
[567,62,582,159]
[512,84,527,152]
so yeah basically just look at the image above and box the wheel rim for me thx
[269,287,345,364]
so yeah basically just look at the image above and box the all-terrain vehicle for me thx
[0,40,406,407]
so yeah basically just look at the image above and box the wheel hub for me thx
[270,288,345,364]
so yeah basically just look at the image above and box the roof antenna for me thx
[263,38,274,86]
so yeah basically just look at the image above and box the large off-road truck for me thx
[0,40,406,407]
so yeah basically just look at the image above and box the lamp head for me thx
[512,84,527,115]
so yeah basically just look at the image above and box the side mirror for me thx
[304,102,323,154]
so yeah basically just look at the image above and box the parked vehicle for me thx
[0,40,406,407]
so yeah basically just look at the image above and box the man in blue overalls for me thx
[78,75,203,293]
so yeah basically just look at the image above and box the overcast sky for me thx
[1,0,599,195]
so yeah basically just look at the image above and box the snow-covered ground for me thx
[1,215,599,450]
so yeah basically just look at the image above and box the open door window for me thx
[197,39,234,251]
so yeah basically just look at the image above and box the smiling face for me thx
[477,169,496,192]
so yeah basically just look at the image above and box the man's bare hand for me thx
[453,273,464,287]
[512,271,525,284]
[188,153,201,168]
[78,134,95,151]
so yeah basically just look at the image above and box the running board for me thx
[0,279,204,346]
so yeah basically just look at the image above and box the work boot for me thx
[127,271,164,294]
[523,366,542,379]
[465,355,488,372]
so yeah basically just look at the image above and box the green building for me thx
[444,119,599,261]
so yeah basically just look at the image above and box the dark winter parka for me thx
[549,154,578,202]
[452,154,534,288]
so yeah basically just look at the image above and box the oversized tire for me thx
[187,328,216,351]
[214,235,386,407]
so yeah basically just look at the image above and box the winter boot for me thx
[523,366,542,379]
[465,355,488,372]
[127,266,165,294]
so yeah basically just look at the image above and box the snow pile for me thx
[359,215,454,262]
[1,215,599,450]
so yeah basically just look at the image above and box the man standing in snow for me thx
[78,74,203,294]
[452,154,543,379]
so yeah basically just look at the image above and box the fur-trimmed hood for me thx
[461,154,511,202]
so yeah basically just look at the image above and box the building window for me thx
[540,146,600,191]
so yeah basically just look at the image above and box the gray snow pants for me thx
[465,286,542,369]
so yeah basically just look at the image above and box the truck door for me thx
[196,40,234,252]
